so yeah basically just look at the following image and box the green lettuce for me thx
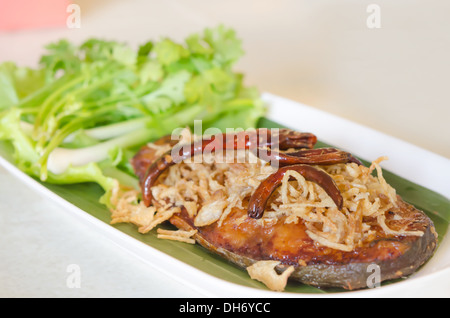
[0,25,265,207]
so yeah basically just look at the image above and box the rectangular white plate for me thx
[1,92,449,297]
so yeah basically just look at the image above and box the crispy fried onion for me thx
[246,261,295,292]
[110,137,423,252]
[156,228,198,244]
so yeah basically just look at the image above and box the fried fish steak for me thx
[131,141,439,290]
[169,199,437,290]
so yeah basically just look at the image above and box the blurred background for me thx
[1,0,449,158]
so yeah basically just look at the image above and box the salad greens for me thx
[0,26,265,207]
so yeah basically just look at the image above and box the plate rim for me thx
[1,92,449,297]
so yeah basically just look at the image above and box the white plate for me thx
[1,92,449,297]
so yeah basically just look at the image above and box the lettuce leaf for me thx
[0,25,265,207]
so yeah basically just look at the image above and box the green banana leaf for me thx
[0,117,448,294]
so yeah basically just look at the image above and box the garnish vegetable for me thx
[0,26,265,207]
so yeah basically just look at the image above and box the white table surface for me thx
[1,0,449,298]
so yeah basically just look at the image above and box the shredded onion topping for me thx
[110,132,424,252]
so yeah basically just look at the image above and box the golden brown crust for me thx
[131,135,178,183]
[170,199,438,289]
[132,139,438,290]
[170,197,435,266]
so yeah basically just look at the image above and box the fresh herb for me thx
[0,26,265,207]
